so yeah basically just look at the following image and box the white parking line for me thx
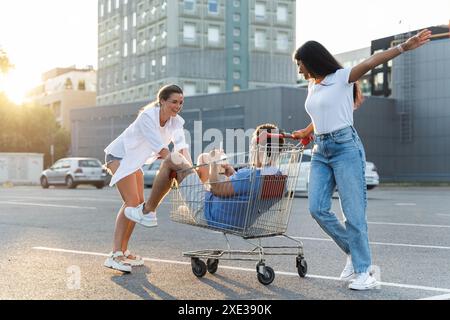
[368,221,450,229]
[288,236,450,250]
[437,214,450,217]
[32,246,450,294]
[0,196,119,202]
[418,293,450,300]
[0,201,97,210]
[395,203,416,206]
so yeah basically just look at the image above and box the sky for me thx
[0,0,449,104]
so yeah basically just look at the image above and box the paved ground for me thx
[0,185,449,300]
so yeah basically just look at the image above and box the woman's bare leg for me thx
[121,170,144,254]
[143,153,193,213]
[107,161,141,253]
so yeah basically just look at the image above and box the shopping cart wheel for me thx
[191,258,207,278]
[296,256,308,278]
[256,263,275,285]
[206,258,219,274]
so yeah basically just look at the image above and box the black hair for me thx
[293,41,364,108]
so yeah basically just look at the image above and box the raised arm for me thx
[349,29,432,83]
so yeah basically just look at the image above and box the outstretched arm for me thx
[349,29,432,83]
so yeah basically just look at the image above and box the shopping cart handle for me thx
[300,135,313,146]
[260,132,313,146]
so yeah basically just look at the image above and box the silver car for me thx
[40,157,107,189]
[143,160,162,188]
[288,150,380,195]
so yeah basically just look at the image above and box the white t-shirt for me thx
[104,106,188,186]
[305,68,355,135]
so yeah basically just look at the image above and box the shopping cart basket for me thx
[169,133,312,285]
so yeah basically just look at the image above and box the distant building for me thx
[334,25,450,99]
[96,0,297,106]
[27,66,97,131]
[334,47,371,95]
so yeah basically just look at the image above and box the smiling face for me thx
[161,93,184,117]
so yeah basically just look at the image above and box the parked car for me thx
[40,157,108,189]
[290,149,380,195]
[143,160,162,188]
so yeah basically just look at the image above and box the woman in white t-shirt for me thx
[103,84,191,273]
[292,30,431,290]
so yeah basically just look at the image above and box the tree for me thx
[0,97,71,168]
[0,49,14,75]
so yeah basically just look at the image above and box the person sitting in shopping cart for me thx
[124,123,285,230]
[201,124,286,231]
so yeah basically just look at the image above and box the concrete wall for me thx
[0,153,44,185]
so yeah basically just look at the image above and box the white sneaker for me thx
[104,251,132,273]
[123,250,144,267]
[348,272,378,290]
[339,255,355,281]
[124,204,158,228]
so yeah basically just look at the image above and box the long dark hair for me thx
[140,84,184,113]
[293,41,364,109]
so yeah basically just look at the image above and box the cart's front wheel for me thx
[191,258,207,277]
[207,258,219,274]
[256,263,275,285]
[296,256,308,278]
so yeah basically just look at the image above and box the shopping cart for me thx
[169,133,312,285]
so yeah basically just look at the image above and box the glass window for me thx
[78,80,86,91]
[108,0,111,12]
[140,62,146,78]
[132,66,137,80]
[233,13,240,22]
[184,0,195,11]
[233,56,240,65]
[162,56,166,66]
[151,59,156,75]
[233,42,240,51]
[123,16,128,31]
[277,4,288,22]
[276,32,288,51]
[255,31,266,49]
[233,0,240,8]
[233,85,240,91]
[100,4,104,17]
[79,160,102,168]
[132,38,137,54]
[123,42,128,57]
[208,0,218,14]
[115,0,120,9]
[255,2,266,20]
[208,26,220,44]
[374,72,384,91]
[183,23,196,42]
[233,71,240,80]
[133,12,137,27]
[233,28,240,37]
[184,83,196,96]
[208,84,221,94]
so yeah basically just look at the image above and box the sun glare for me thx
[0,69,38,105]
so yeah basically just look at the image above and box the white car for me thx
[40,157,108,189]
[291,149,380,195]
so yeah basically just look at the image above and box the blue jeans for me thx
[308,126,371,273]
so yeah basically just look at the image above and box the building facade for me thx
[27,66,97,131]
[97,0,297,106]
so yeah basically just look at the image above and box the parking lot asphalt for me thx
[0,185,449,300]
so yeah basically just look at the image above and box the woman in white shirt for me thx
[292,30,431,290]
[103,84,190,273]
